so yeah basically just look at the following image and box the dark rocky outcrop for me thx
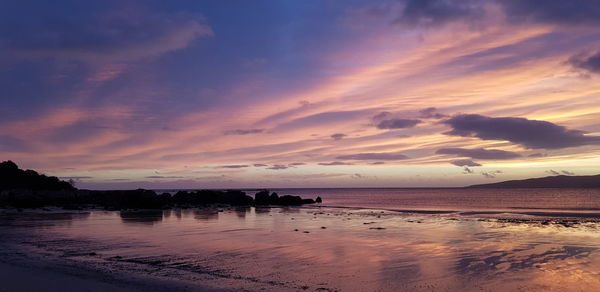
[253,191,320,206]
[0,160,74,191]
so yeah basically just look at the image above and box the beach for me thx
[2,195,600,291]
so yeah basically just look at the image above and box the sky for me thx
[1,0,600,189]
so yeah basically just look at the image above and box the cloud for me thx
[224,128,265,135]
[394,0,600,27]
[395,0,484,26]
[463,166,474,174]
[351,173,369,179]
[528,153,547,158]
[336,152,409,160]
[500,0,600,25]
[2,9,213,63]
[546,169,575,176]
[267,164,288,170]
[274,110,370,131]
[219,165,249,169]
[289,162,306,166]
[481,170,502,178]
[331,133,347,140]
[253,164,268,167]
[436,147,521,159]
[59,176,93,180]
[372,111,391,121]
[370,162,385,165]
[377,119,421,129]
[145,175,184,179]
[570,51,600,73]
[318,161,353,166]
[0,135,32,152]
[450,159,482,167]
[443,114,599,149]
[419,107,447,119]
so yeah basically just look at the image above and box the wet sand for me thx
[0,262,134,292]
[1,207,600,291]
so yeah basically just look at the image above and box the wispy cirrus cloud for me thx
[2,8,212,63]
[318,161,353,166]
[336,152,409,161]
[218,165,249,169]
[436,147,521,160]
[224,128,265,135]
[394,0,600,27]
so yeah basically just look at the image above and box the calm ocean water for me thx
[2,188,600,291]
[160,188,600,218]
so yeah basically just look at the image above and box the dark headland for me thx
[468,174,600,188]
[0,160,321,209]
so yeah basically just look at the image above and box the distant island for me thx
[0,160,321,209]
[468,174,600,188]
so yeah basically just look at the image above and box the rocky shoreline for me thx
[0,188,322,210]
[0,160,321,210]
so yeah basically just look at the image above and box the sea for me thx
[1,188,600,291]
[161,187,600,218]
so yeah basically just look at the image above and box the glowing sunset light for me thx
[1,0,599,189]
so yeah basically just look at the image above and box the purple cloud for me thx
[318,161,353,166]
[481,170,502,178]
[443,114,599,149]
[450,159,482,167]
[396,0,600,26]
[419,107,447,119]
[253,164,268,167]
[570,51,600,73]
[436,147,520,159]
[59,176,93,180]
[3,10,212,62]
[546,169,575,176]
[267,164,288,170]
[219,165,249,169]
[336,152,409,160]
[225,129,265,135]
[377,119,421,129]
[331,133,347,140]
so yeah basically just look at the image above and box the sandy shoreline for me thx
[0,261,135,292]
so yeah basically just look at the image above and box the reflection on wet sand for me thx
[120,210,165,225]
[1,207,599,291]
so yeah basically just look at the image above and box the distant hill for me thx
[468,174,600,188]
[0,160,75,191]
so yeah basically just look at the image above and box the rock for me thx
[254,190,271,205]
[315,196,322,203]
[278,195,304,205]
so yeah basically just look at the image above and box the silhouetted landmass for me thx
[468,174,600,188]
[0,160,74,191]
[0,161,320,209]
